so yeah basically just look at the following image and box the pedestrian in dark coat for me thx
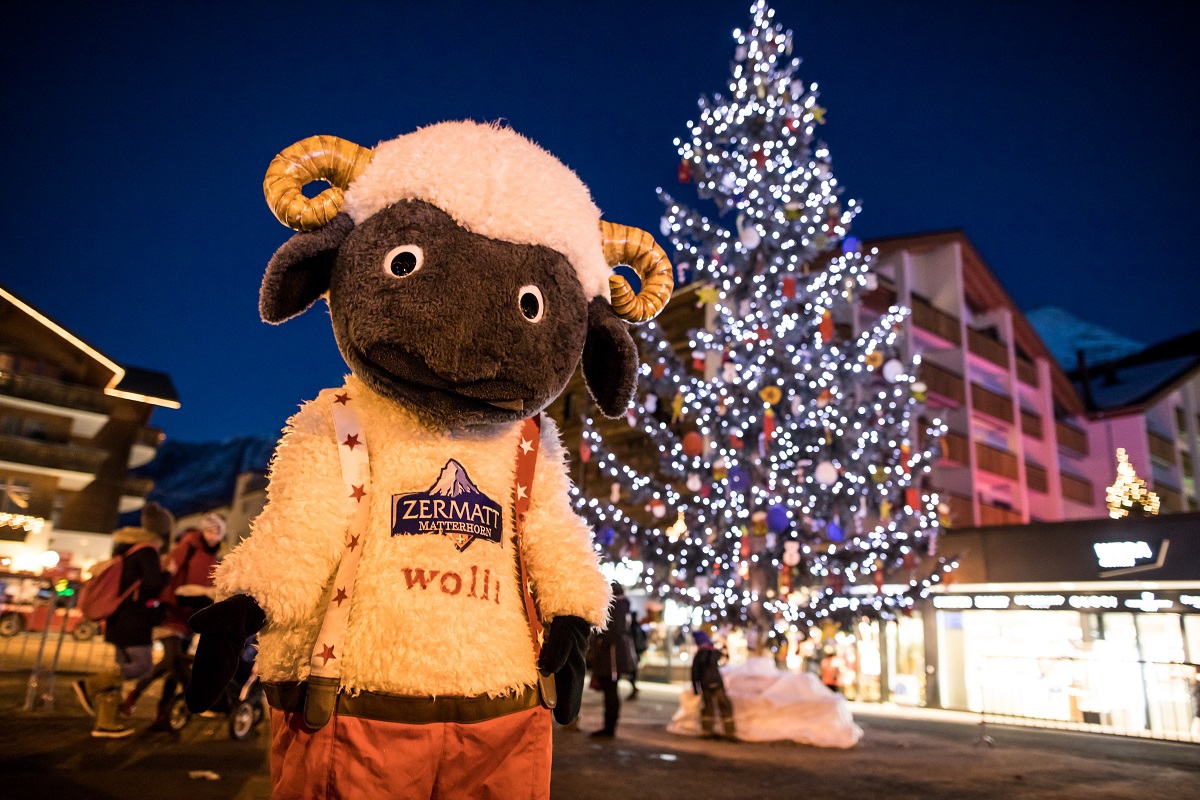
[74,502,170,737]
[691,630,735,740]
[590,583,635,738]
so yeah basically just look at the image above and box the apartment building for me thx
[0,286,178,573]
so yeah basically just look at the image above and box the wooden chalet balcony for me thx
[1056,421,1088,455]
[910,296,961,345]
[1156,483,1182,512]
[967,327,1009,369]
[979,502,1023,526]
[920,362,965,405]
[860,285,897,313]
[0,371,113,416]
[975,442,1018,480]
[0,433,106,474]
[1061,473,1094,506]
[1016,356,1039,387]
[942,432,970,465]
[971,384,1013,423]
[1148,430,1177,463]
[943,493,973,528]
[1026,463,1048,494]
[1020,409,1043,439]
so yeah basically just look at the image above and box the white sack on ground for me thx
[667,656,863,748]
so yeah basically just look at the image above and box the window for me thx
[1,476,33,514]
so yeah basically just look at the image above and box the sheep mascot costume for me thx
[185,122,673,799]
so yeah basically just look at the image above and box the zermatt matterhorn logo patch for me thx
[391,460,503,551]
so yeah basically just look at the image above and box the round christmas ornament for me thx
[738,216,762,249]
[728,465,749,491]
[842,236,860,254]
[814,460,838,486]
[866,350,884,369]
[767,503,790,533]
[882,359,904,383]
[682,431,704,458]
[598,527,616,546]
[759,385,782,405]
[827,518,844,542]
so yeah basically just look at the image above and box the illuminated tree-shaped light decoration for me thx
[1106,448,1160,519]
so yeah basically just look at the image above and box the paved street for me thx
[1,676,1196,799]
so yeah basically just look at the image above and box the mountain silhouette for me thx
[428,459,482,497]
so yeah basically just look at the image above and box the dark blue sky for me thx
[3,1,1196,443]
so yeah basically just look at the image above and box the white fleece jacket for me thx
[215,375,611,699]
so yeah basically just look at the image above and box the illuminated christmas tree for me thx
[574,1,951,631]
[1106,448,1160,519]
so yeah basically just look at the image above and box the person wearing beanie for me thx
[691,629,736,741]
[121,510,227,729]
[73,502,169,738]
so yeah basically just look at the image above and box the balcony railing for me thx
[942,432,970,465]
[0,433,106,474]
[1015,357,1039,387]
[943,493,973,527]
[1020,409,1043,439]
[979,502,1022,526]
[910,296,962,345]
[0,371,113,416]
[971,384,1014,423]
[1026,463,1048,494]
[1148,431,1177,463]
[921,362,965,405]
[1061,473,1094,506]
[1056,421,1089,455]
[975,442,1018,480]
[967,327,1009,369]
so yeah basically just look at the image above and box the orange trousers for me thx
[268,706,552,799]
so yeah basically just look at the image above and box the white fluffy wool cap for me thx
[342,121,611,301]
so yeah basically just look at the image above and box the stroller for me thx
[166,637,266,740]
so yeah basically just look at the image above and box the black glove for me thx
[538,615,592,725]
[185,594,266,713]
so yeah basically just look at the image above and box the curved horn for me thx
[263,136,375,231]
[600,221,674,323]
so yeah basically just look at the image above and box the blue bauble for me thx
[598,527,616,546]
[728,466,748,491]
[842,236,860,254]
[827,520,844,541]
[767,503,791,533]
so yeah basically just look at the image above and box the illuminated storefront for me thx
[925,512,1200,739]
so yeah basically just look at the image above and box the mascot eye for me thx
[383,245,424,278]
[518,285,544,323]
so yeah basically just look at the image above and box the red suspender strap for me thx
[513,414,542,657]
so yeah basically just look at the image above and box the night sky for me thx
[3,1,1197,443]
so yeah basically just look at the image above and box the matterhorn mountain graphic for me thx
[391,458,503,552]
[429,460,482,497]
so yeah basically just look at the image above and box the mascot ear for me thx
[260,213,355,324]
[582,297,639,418]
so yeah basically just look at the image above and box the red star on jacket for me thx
[333,392,351,405]
[316,644,336,664]
[349,484,366,502]
[342,433,362,450]
[333,587,349,607]
[347,534,360,551]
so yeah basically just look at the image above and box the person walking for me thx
[73,502,170,737]
[590,583,635,738]
[121,512,226,729]
[691,630,736,741]
[626,609,647,701]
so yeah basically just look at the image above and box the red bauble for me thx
[652,363,666,379]
[781,276,796,298]
[682,431,704,458]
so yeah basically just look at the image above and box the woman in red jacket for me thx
[122,512,226,728]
